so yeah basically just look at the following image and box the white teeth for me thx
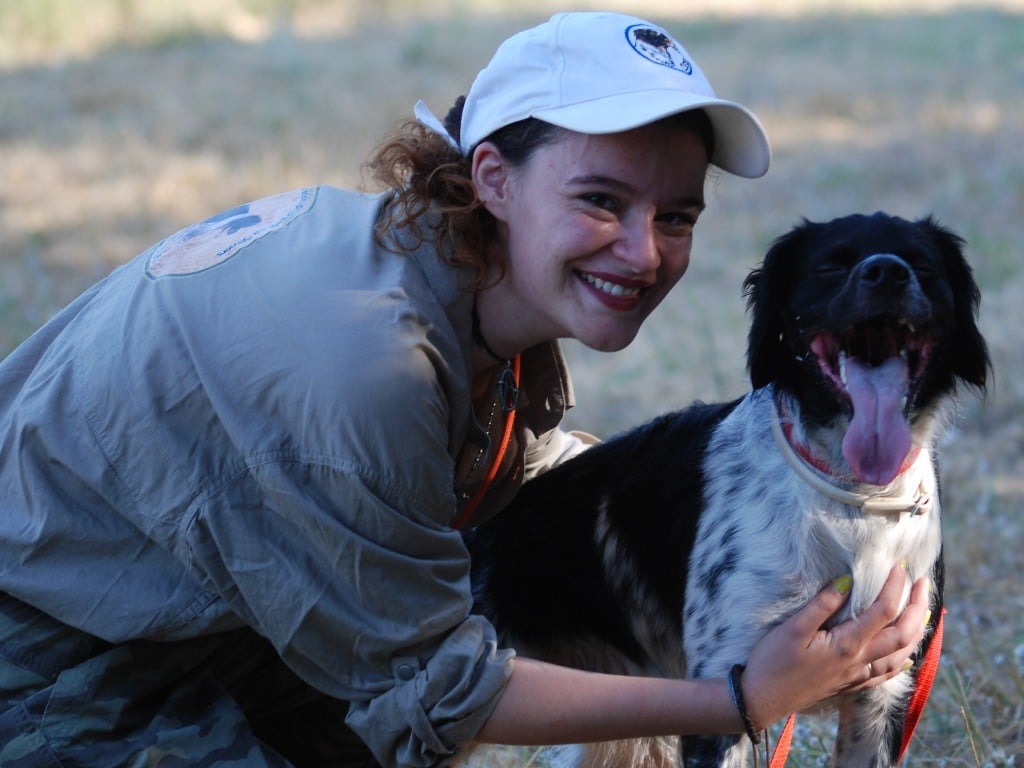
[839,350,848,385]
[581,272,641,298]
[900,348,909,361]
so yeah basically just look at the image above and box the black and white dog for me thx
[465,213,989,767]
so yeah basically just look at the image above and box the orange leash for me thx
[768,714,796,768]
[768,609,945,766]
[452,355,521,531]
[898,608,945,762]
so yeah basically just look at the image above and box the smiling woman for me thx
[0,10,930,768]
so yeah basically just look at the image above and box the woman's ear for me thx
[471,142,511,221]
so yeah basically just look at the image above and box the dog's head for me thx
[743,212,990,484]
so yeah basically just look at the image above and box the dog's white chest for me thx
[684,389,941,668]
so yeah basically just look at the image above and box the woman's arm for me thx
[476,658,738,744]
[475,565,929,744]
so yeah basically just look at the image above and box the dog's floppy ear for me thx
[918,216,991,392]
[743,223,808,389]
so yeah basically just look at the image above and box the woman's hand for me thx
[740,565,931,730]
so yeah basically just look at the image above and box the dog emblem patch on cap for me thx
[625,24,693,75]
[146,187,316,278]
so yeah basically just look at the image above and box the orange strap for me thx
[769,608,945,766]
[452,355,521,531]
[898,608,945,762]
[769,714,796,768]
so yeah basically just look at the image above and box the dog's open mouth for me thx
[809,320,933,485]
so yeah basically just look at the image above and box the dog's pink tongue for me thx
[842,355,912,485]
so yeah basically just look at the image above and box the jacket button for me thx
[397,663,415,681]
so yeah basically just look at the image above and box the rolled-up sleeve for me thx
[183,455,514,767]
[346,614,513,766]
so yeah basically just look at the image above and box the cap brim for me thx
[533,91,771,179]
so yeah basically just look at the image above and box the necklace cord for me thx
[471,300,510,366]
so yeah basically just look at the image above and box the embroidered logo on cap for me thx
[146,187,316,278]
[625,24,693,75]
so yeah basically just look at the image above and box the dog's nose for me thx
[856,253,911,289]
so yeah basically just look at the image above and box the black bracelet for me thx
[727,664,762,745]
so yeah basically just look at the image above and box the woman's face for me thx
[474,120,709,354]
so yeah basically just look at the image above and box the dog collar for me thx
[769,399,933,519]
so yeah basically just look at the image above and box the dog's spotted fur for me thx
[465,213,989,767]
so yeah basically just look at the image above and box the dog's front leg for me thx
[831,674,912,768]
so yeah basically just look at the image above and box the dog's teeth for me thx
[908,322,916,333]
[839,350,847,385]
[900,348,909,361]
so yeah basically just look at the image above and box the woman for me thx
[0,11,928,768]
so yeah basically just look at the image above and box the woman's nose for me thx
[618,218,660,275]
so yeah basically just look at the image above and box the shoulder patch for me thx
[145,187,317,278]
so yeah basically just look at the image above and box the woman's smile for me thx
[576,270,648,310]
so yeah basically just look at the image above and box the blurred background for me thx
[1,1,1021,763]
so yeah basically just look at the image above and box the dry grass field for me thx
[1,1,1022,764]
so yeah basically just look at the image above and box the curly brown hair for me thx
[364,97,714,289]
[364,96,563,288]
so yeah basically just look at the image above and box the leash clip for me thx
[497,363,520,413]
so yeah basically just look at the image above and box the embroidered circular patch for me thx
[625,24,693,75]
[145,187,316,278]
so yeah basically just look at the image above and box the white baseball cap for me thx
[415,11,771,178]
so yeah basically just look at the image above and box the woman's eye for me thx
[582,193,618,211]
[658,211,697,228]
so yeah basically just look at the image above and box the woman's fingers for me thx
[843,574,932,692]
[827,565,924,647]
[782,573,854,641]
[739,574,858,727]
[838,565,910,643]
[741,566,932,726]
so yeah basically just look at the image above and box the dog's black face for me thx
[744,212,989,484]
